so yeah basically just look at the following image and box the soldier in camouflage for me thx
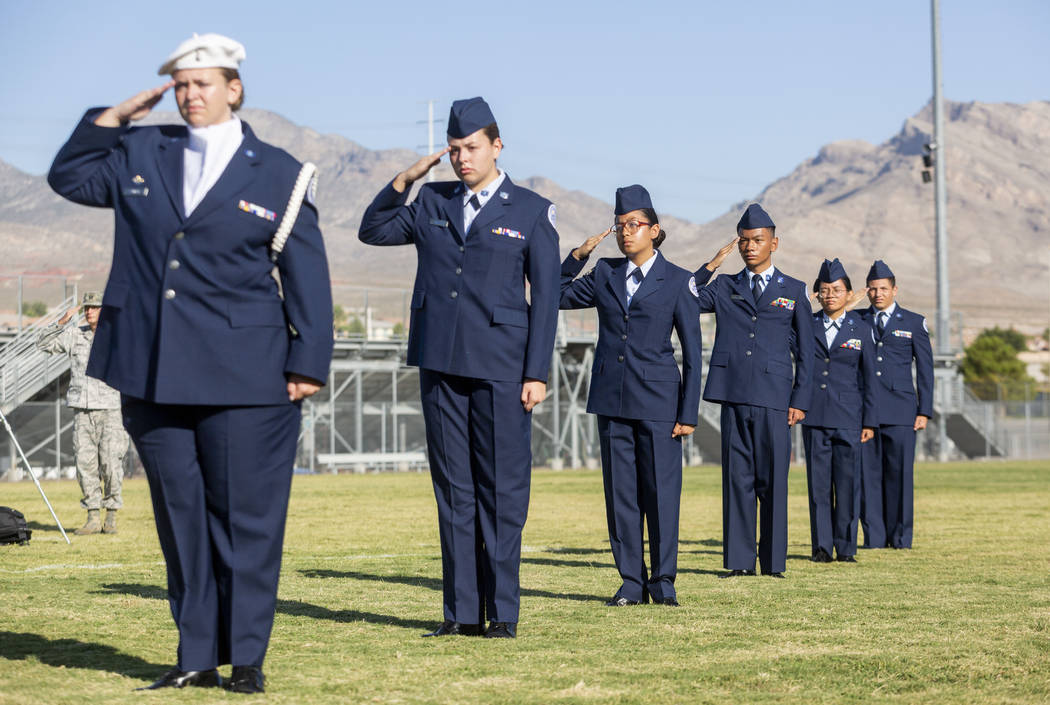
[36,291,129,535]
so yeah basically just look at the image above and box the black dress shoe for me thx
[422,620,483,637]
[653,596,680,606]
[766,572,786,578]
[836,555,857,563]
[226,665,265,694]
[137,667,222,690]
[718,569,756,579]
[810,549,833,563]
[484,621,517,639]
[605,595,642,606]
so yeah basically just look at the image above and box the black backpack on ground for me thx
[0,506,31,545]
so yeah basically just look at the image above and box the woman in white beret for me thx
[48,32,333,694]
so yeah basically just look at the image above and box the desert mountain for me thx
[1,101,1047,337]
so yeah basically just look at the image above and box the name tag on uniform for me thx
[429,217,449,228]
[770,297,796,310]
[893,330,913,339]
[238,200,276,222]
[121,186,149,197]
[841,338,862,350]
[492,226,524,240]
[731,294,745,300]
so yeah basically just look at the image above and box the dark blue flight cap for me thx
[614,184,654,215]
[737,203,776,231]
[866,259,895,282]
[818,258,849,284]
[447,97,497,139]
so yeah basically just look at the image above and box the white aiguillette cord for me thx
[270,162,318,263]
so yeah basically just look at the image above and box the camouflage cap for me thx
[82,292,103,307]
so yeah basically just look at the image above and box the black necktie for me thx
[630,268,644,284]
[468,194,481,212]
[752,275,764,303]
[877,312,887,335]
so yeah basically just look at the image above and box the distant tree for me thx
[977,326,1027,352]
[960,327,1033,400]
[333,304,347,327]
[392,322,406,338]
[346,316,366,336]
[21,300,47,317]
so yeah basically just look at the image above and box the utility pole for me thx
[417,100,444,182]
[931,0,951,462]
[931,0,949,357]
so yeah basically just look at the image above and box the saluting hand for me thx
[94,81,176,127]
[521,380,546,412]
[787,407,805,426]
[672,423,695,438]
[573,228,612,260]
[57,307,77,325]
[845,289,868,311]
[393,147,451,193]
[704,237,740,272]
[287,373,322,402]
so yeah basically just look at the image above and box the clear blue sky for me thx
[1,0,1046,223]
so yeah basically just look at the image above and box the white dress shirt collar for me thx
[462,170,506,232]
[183,115,243,216]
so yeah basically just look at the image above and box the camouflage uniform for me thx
[36,315,128,511]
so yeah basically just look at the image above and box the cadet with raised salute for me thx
[693,204,814,578]
[359,97,560,639]
[48,34,333,692]
[857,260,933,550]
[560,185,701,607]
[802,259,877,564]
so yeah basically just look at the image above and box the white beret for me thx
[158,33,246,75]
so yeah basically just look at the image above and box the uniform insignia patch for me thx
[492,227,524,240]
[132,174,145,184]
[306,175,318,206]
[922,318,928,332]
[238,200,276,222]
[892,330,913,339]
[688,276,698,297]
[547,204,557,227]
[841,338,863,350]
[770,297,796,310]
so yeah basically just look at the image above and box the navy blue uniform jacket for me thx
[857,305,934,424]
[47,110,334,405]
[693,267,814,411]
[358,179,560,383]
[559,253,702,425]
[802,313,878,430]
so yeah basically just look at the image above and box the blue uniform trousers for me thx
[419,369,532,625]
[861,425,915,549]
[720,403,790,574]
[596,415,682,603]
[802,427,862,558]
[121,397,300,670]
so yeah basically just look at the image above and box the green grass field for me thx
[1,461,1048,704]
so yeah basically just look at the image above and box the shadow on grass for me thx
[25,520,61,533]
[94,583,436,632]
[300,569,607,603]
[680,538,723,547]
[0,630,166,679]
[545,546,608,555]
[522,556,616,570]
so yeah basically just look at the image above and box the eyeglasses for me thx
[612,220,651,235]
[818,288,847,298]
